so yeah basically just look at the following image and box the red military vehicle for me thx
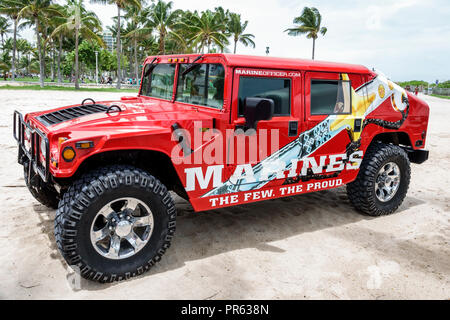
[13,54,429,282]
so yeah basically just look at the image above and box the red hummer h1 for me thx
[13,54,429,282]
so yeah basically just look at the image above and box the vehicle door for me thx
[210,67,302,196]
[303,71,365,159]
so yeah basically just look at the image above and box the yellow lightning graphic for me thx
[330,74,376,141]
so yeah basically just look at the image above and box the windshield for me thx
[176,63,225,109]
[140,63,176,99]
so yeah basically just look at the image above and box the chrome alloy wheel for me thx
[375,162,401,202]
[90,197,154,260]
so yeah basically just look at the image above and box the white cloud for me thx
[366,0,420,31]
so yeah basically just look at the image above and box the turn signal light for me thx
[58,137,68,149]
[75,141,94,149]
[62,147,76,162]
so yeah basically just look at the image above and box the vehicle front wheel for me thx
[55,165,176,282]
[347,142,411,216]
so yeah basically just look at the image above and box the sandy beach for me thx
[0,90,448,299]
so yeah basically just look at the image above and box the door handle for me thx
[289,121,298,137]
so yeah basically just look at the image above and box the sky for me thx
[19,0,450,83]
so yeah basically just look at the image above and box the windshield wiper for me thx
[181,55,204,77]
[144,57,158,77]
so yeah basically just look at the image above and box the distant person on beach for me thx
[415,87,419,95]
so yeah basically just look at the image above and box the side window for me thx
[310,80,351,115]
[238,77,291,116]
[176,63,225,109]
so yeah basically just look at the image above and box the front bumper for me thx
[13,111,50,182]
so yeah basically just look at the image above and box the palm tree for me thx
[227,13,255,54]
[16,37,33,74]
[0,16,12,47]
[17,0,61,87]
[284,7,327,60]
[146,0,181,55]
[213,6,229,53]
[0,42,11,79]
[0,60,9,74]
[89,0,141,89]
[2,37,13,51]
[48,0,104,89]
[181,9,228,53]
[46,4,68,84]
[139,34,158,56]
[0,0,25,80]
[16,37,27,61]
[124,4,148,82]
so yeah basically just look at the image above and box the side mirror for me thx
[243,97,274,130]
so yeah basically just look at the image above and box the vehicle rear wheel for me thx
[24,162,59,209]
[54,165,176,282]
[347,142,411,216]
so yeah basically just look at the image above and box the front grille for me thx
[37,104,109,126]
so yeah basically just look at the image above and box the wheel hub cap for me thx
[90,197,154,260]
[375,162,401,202]
[115,220,132,237]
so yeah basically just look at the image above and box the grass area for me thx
[431,94,450,100]
[0,84,138,92]
[4,77,73,83]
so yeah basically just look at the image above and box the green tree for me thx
[180,9,228,53]
[139,34,158,55]
[285,7,327,60]
[124,4,148,81]
[48,0,103,89]
[61,49,74,76]
[99,47,114,72]
[145,0,181,55]
[77,39,99,70]
[0,16,12,47]
[46,3,69,83]
[0,42,11,79]
[17,0,61,87]
[0,0,26,80]
[0,60,9,77]
[227,13,255,54]
[16,38,34,74]
[16,38,28,61]
[437,81,450,89]
[89,0,141,89]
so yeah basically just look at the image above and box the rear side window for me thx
[238,77,291,116]
[310,80,351,115]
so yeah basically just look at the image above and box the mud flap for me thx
[405,148,429,164]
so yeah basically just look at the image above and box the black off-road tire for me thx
[347,142,411,216]
[54,165,176,282]
[24,163,59,209]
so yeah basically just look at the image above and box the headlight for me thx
[62,146,76,162]
[40,139,47,158]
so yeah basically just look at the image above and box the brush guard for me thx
[13,111,50,183]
